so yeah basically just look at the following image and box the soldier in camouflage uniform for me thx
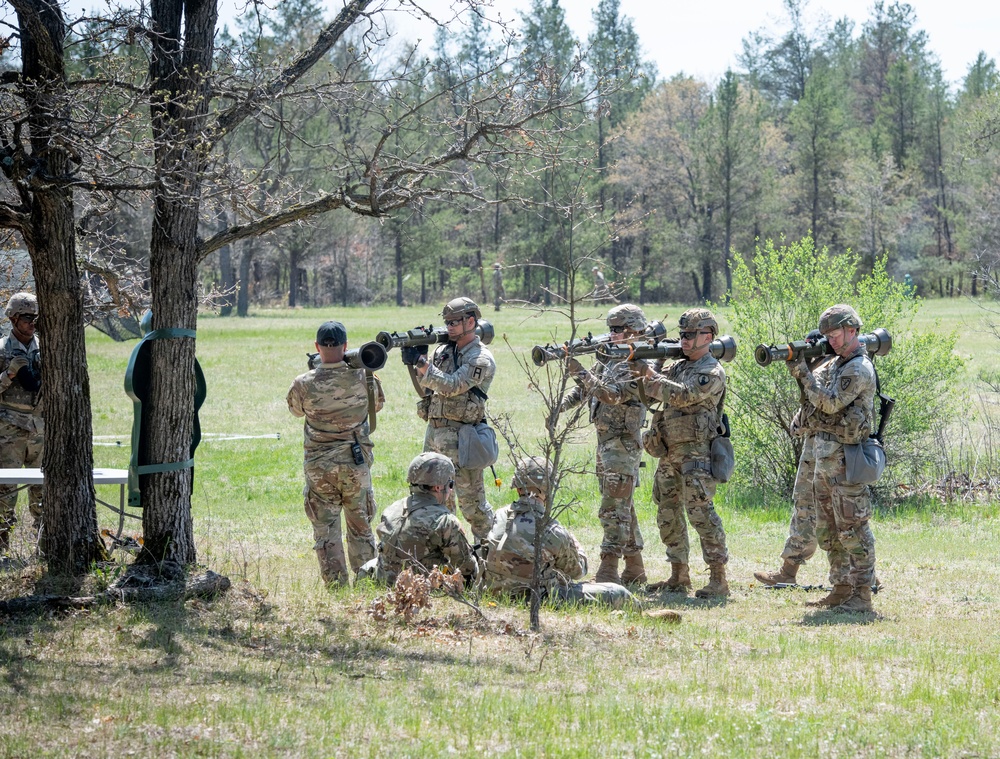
[483,456,637,608]
[287,321,384,586]
[0,292,43,553]
[358,452,479,585]
[413,297,496,541]
[755,305,878,613]
[562,304,649,585]
[635,308,730,598]
[591,265,619,306]
[492,263,505,312]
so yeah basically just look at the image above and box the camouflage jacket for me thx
[419,337,495,424]
[0,331,42,429]
[562,356,648,444]
[483,495,587,594]
[375,490,479,583]
[797,344,876,444]
[286,361,384,458]
[644,353,726,452]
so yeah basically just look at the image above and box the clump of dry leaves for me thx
[367,567,466,623]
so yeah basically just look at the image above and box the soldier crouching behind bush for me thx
[358,452,480,586]
[482,456,637,609]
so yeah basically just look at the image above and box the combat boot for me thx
[695,562,730,598]
[620,553,647,586]
[805,583,852,608]
[594,553,621,584]
[648,562,691,592]
[833,584,873,613]
[753,559,798,586]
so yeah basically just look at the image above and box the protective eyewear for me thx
[679,331,709,340]
[444,319,464,328]
[18,314,39,324]
[609,325,626,334]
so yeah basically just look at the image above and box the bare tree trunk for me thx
[140,0,219,568]
[10,0,106,575]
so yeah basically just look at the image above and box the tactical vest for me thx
[590,359,646,444]
[425,342,489,424]
[0,334,41,413]
[800,352,875,444]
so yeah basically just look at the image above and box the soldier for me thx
[634,308,731,598]
[358,452,479,586]
[492,262,506,312]
[755,305,878,613]
[591,265,619,306]
[0,292,43,553]
[562,304,648,585]
[483,456,637,608]
[413,297,496,541]
[287,320,384,586]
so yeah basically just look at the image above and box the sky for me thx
[53,0,1000,89]
[389,0,1000,88]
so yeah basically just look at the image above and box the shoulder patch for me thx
[840,377,852,391]
[698,375,710,386]
[473,366,483,380]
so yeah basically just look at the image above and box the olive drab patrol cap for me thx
[511,456,554,496]
[5,292,38,319]
[493,262,502,269]
[606,303,647,332]
[407,452,456,488]
[442,297,482,321]
[819,304,862,334]
[316,320,347,347]
[678,308,718,335]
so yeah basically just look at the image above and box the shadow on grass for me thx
[799,610,881,626]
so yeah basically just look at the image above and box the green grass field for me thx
[1,298,999,757]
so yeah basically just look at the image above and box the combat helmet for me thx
[5,292,38,320]
[407,452,456,488]
[511,456,553,496]
[442,296,481,321]
[818,304,862,333]
[607,303,647,333]
[678,307,718,335]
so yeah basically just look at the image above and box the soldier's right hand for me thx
[5,356,28,377]
[401,345,428,365]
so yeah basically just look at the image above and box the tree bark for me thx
[11,0,106,575]
[140,0,219,567]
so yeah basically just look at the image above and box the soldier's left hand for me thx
[565,356,585,376]
[787,356,809,379]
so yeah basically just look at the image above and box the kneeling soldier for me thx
[358,452,480,586]
[483,456,636,608]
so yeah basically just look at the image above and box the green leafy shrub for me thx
[723,236,963,498]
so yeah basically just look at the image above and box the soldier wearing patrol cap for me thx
[357,452,479,585]
[483,456,637,608]
[412,296,497,541]
[591,265,618,306]
[562,304,649,585]
[0,292,43,552]
[287,320,385,586]
[755,304,878,613]
[633,308,731,598]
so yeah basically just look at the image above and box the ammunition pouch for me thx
[416,395,431,421]
[642,427,668,458]
[661,411,714,445]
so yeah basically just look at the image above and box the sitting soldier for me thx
[483,456,637,609]
[358,452,480,586]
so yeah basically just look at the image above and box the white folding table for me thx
[0,468,134,537]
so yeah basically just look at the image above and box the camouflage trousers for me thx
[0,417,43,550]
[424,423,495,541]
[303,449,377,583]
[652,454,728,566]
[596,436,644,557]
[790,435,876,587]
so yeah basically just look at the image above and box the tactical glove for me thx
[6,356,28,376]
[401,345,428,366]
